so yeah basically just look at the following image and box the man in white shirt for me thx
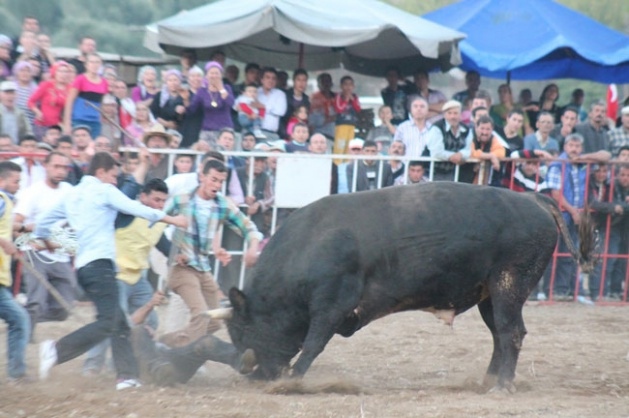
[36,152,188,390]
[257,67,287,139]
[14,151,74,341]
[11,134,45,196]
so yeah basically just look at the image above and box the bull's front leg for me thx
[291,318,337,377]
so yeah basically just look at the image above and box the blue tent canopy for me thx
[424,0,629,83]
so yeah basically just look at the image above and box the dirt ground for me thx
[2,302,629,418]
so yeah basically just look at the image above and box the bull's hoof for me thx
[238,349,257,375]
[488,382,516,395]
[482,374,498,390]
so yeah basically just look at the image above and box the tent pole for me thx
[506,70,511,86]
[298,43,304,68]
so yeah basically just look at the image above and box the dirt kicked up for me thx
[2,303,629,417]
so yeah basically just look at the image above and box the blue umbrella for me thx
[424,0,629,83]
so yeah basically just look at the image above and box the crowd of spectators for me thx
[2,15,629,386]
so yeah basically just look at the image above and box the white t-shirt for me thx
[15,181,73,262]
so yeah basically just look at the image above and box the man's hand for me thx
[614,205,624,215]
[244,246,259,268]
[150,290,167,307]
[449,152,463,165]
[245,196,256,206]
[571,209,581,225]
[0,240,17,256]
[215,247,232,266]
[247,202,260,216]
[490,154,501,171]
[533,150,553,159]
[175,253,189,266]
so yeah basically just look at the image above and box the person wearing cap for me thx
[99,94,123,151]
[150,69,185,133]
[63,53,109,138]
[182,61,234,149]
[28,61,72,140]
[0,80,33,144]
[607,106,629,158]
[425,99,474,182]
[142,124,172,182]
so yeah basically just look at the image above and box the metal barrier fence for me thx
[7,148,628,305]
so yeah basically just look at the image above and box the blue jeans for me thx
[0,287,30,378]
[237,114,262,132]
[543,221,579,297]
[83,273,157,373]
[56,259,138,379]
[590,226,624,299]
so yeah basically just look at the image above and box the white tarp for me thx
[144,0,465,76]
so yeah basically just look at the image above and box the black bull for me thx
[224,182,596,391]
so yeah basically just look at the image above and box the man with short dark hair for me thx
[159,159,262,348]
[0,161,31,384]
[523,111,560,155]
[83,178,173,376]
[257,67,287,138]
[470,115,505,185]
[14,151,74,341]
[394,160,429,185]
[549,107,578,150]
[346,140,393,192]
[544,133,588,300]
[607,106,629,158]
[453,70,481,105]
[42,125,62,148]
[67,36,97,74]
[56,135,82,185]
[11,134,45,194]
[35,152,188,390]
[381,67,407,125]
[574,100,611,162]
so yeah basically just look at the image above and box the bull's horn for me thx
[204,307,233,319]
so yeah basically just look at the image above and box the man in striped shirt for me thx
[393,96,434,159]
[159,159,262,348]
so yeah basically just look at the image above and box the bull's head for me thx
[223,287,300,380]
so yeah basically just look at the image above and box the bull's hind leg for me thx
[480,270,529,393]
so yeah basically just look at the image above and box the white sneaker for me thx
[253,128,266,139]
[577,295,594,306]
[116,378,142,391]
[39,340,57,380]
[536,292,547,301]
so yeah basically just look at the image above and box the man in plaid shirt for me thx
[159,159,262,348]
[543,133,588,300]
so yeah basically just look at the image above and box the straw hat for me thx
[142,124,172,145]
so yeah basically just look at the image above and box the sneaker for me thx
[39,340,57,380]
[537,292,547,301]
[577,295,594,306]
[116,378,142,391]
[253,128,266,139]
[7,374,36,385]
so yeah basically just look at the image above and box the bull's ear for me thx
[229,287,249,317]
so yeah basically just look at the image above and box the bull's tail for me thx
[533,194,597,273]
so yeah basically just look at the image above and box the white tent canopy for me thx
[144,0,465,76]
